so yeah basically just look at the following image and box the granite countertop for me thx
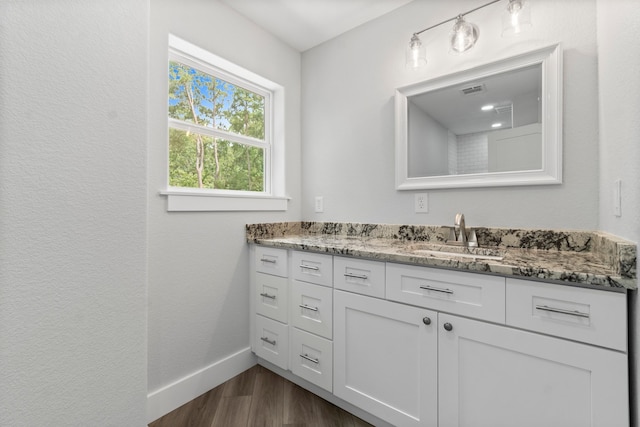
[246,222,637,291]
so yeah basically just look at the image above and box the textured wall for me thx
[302,0,600,229]
[0,1,148,425]
[147,0,302,399]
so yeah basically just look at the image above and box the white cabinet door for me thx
[438,313,629,427]
[334,290,437,427]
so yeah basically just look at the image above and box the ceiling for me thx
[220,0,415,52]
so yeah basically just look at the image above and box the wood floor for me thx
[148,364,374,427]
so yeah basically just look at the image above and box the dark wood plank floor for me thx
[148,364,374,427]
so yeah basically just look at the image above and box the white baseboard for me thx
[147,347,256,423]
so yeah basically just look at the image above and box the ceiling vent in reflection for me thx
[494,104,513,115]
[460,84,485,95]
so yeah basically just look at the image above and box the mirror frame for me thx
[395,44,562,190]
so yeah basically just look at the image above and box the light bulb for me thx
[406,34,427,69]
[502,0,532,37]
[450,15,479,53]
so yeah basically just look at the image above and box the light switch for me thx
[613,180,622,217]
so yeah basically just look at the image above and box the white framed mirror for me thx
[395,44,562,190]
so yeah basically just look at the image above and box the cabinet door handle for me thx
[535,305,590,318]
[422,316,432,325]
[260,258,277,264]
[299,264,320,271]
[299,304,319,312]
[420,285,454,294]
[259,292,276,300]
[300,353,319,364]
[344,272,368,280]
[260,336,276,346]
[443,322,453,331]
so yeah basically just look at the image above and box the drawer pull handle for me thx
[300,353,319,364]
[260,336,276,346]
[299,304,319,312]
[260,258,277,264]
[344,272,368,280]
[300,264,320,271]
[419,285,454,294]
[259,292,276,300]
[535,305,590,318]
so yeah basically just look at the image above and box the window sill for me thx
[160,190,289,212]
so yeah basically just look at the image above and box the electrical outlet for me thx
[315,196,324,213]
[414,193,428,213]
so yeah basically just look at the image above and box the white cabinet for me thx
[252,246,289,370]
[438,312,629,427]
[334,290,438,427]
[289,251,334,392]
[251,245,629,427]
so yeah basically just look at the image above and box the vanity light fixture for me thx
[406,0,532,69]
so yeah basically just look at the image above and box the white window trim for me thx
[162,34,287,212]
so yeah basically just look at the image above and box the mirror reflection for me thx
[407,64,542,178]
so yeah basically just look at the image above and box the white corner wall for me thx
[147,0,301,421]
[596,1,640,244]
[596,2,640,426]
[301,0,600,230]
[0,1,148,426]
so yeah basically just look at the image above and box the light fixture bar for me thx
[412,0,502,37]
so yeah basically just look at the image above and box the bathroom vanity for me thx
[247,222,636,427]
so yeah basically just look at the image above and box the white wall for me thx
[0,1,148,426]
[147,0,301,420]
[302,0,600,229]
[596,1,640,424]
[408,102,449,176]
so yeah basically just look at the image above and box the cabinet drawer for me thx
[255,246,288,277]
[255,272,288,323]
[386,263,505,323]
[334,257,385,298]
[291,280,333,339]
[506,279,627,351]
[292,251,333,287]
[254,315,288,370]
[290,327,333,392]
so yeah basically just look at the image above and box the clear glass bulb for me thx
[450,15,479,53]
[502,0,532,37]
[406,34,427,69]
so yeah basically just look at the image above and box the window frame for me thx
[162,34,287,212]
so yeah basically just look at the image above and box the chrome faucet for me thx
[455,213,467,245]
[448,213,478,247]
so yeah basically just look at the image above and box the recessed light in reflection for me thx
[481,104,494,111]
[491,122,502,128]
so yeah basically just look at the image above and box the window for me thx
[163,35,287,211]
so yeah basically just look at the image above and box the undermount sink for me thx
[403,243,505,261]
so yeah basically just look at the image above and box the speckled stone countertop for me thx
[246,222,637,291]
